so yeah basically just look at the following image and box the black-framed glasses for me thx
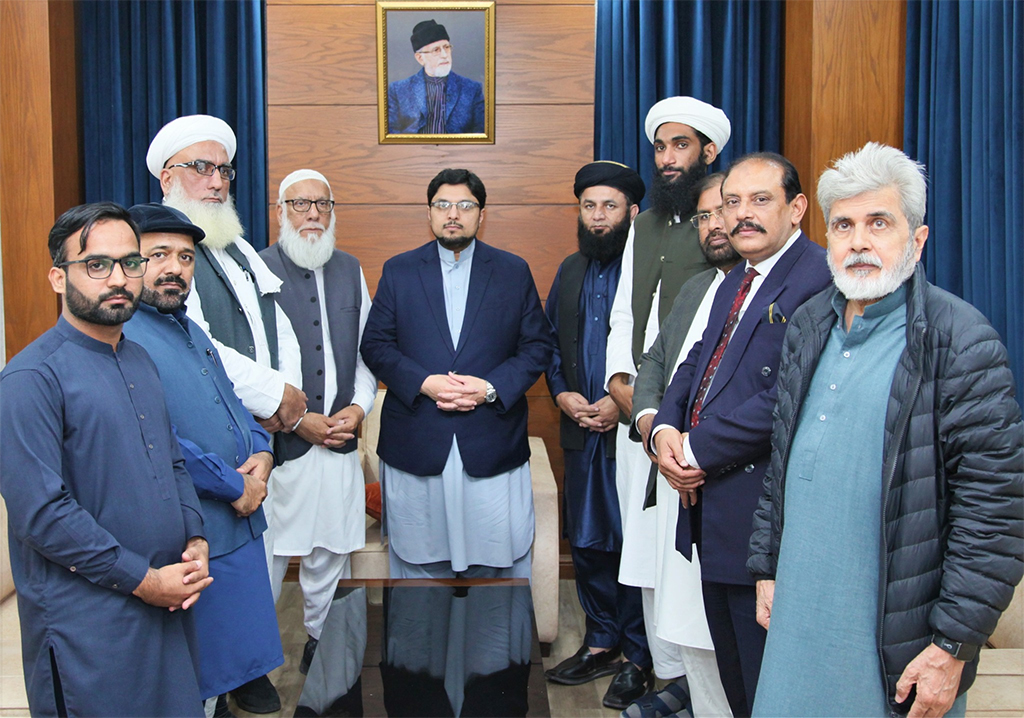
[430,200,479,212]
[284,198,335,213]
[689,209,723,228]
[56,255,149,279]
[166,159,236,181]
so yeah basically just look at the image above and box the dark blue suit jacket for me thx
[387,70,485,134]
[653,232,831,585]
[360,240,554,478]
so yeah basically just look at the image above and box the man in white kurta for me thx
[259,170,377,674]
[604,99,732,695]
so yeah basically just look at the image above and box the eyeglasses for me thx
[284,198,335,213]
[689,209,723,228]
[417,43,453,57]
[430,200,479,212]
[166,159,236,181]
[56,255,149,279]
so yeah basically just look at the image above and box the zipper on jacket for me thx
[878,333,923,715]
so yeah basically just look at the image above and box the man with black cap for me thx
[387,19,485,134]
[603,96,732,706]
[543,162,654,709]
[124,203,284,718]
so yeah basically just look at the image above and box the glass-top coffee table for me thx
[293,579,550,717]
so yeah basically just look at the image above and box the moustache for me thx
[155,275,187,290]
[100,288,134,302]
[704,230,728,243]
[444,223,463,229]
[844,252,883,269]
[731,220,767,237]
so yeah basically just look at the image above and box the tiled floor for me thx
[1,582,1021,717]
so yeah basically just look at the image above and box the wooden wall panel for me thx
[268,203,579,299]
[783,0,905,245]
[1,1,79,361]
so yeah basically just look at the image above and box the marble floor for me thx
[1,581,1021,717]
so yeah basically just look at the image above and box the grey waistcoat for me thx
[260,243,362,460]
[193,242,280,370]
[630,209,710,366]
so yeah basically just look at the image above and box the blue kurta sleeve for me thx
[174,426,245,504]
[0,369,151,595]
[244,402,273,455]
[545,265,570,398]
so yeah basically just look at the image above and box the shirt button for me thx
[148,444,154,450]
[317,370,323,376]
[248,345,255,353]
[660,256,665,262]
[187,342,194,348]
[310,296,317,303]
[316,395,322,401]
[227,425,233,431]
[316,345,322,351]
[305,273,311,279]
[129,383,135,389]
[237,307,243,314]
[201,368,209,376]
[69,566,76,572]
[139,414,145,419]
[112,583,118,589]
[599,274,603,279]
[819,415,826,421]
[214,397,221,404]
[843,351,851,358]
[314,320,320,326]
[597,293,602,298]
[830,384,837,390]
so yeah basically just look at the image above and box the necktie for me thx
[690,267,758,428]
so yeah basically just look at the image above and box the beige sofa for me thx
[353,390,560,645]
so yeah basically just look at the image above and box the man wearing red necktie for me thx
[649,153,832,717]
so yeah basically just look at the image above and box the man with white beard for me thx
[260,170,377,676]
[147,115,305,715]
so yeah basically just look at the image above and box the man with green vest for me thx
[603,96,731,702]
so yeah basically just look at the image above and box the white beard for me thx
[164,181,245,250]
[277,214,337,270]
[828,236,918,302]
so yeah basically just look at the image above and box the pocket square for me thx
[766,302,787,324]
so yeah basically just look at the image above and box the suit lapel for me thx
[454,242,493,357]
[412,71,428,130]
[445,74,458,123]
[704,235,809,407]
[418,247,455,356]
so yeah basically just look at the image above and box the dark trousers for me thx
[701,581,766,718]
[570,545,651,669]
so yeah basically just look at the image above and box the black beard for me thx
[649,159,707,217]
[577,217,630,264]
[141,277,189,314]
[65,279,139,326]
[436,234,475,253]
[700,230,742,268]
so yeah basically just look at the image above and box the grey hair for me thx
[817,142,928,230]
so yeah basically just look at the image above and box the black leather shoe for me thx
[299,636,319,675]
[230,674,281,714]
[544,645,622,685]
[602,662,651,710]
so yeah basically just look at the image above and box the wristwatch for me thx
[931,634,978,661]
[484,381,497,404]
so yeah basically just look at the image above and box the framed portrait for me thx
[376,1,496,144]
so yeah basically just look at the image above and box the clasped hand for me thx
[555,392,617,433]
[422,372,487,411]
[653,427,705,508]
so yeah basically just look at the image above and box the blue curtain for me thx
[904,0,1023,397]
[79,0,269,249]
[595,0,784,205]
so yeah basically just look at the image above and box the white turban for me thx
[146,115,237,179]
[644,97,731,151]
[278,169,333,201]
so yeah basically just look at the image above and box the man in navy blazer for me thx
[387,19,485,135]
[360,168,553,579]
[649,153,832,718]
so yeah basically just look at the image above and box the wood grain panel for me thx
[267,4,377,106]
[1,0,68,361]
[267,203,580,300]
[783,0,905,245]
[268,103,592,204]
[268,4,593,106]
[47,0,81,218]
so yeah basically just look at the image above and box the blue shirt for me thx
[0,316,205,716]
[125,303,271,558]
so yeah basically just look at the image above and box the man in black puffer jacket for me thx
[747,142,1023,718]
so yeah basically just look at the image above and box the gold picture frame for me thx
[376,1,496,144]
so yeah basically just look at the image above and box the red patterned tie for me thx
[690,267,758,428]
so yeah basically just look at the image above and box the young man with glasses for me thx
[1,202,211,717]
[259,170,378,675]
[360,168,554,579]
[147,114,303,714]
[387,19,485,134]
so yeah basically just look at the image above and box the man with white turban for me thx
[259,169,377,675]
[603,97,732,715]
[147,114,305,715]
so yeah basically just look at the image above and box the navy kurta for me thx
[545,257,623,550]
[125,303,284,699]
[0,317,205,717]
